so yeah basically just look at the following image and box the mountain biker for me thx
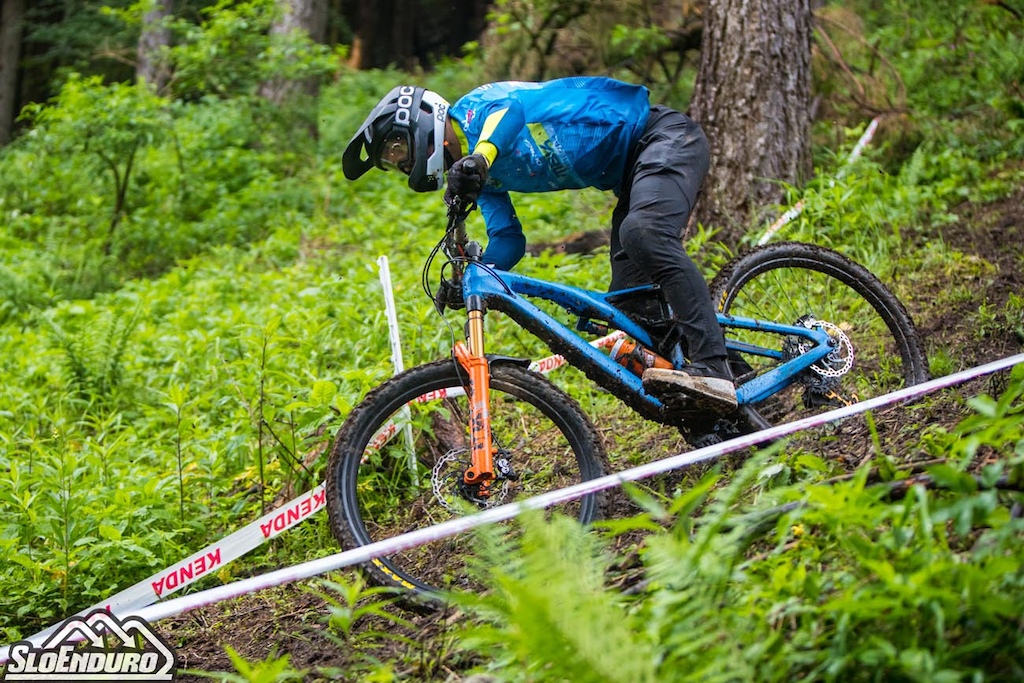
[342,77,737,414]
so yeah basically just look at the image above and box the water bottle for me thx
[609,337,672,376]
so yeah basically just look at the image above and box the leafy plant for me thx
[187,645,307,683]
[20,75,170,253]
[0,1,1021,676]
[312,575,411,643]
[454,383,1024,681]
[165,0,337,101]
[46,307,140,410]
[975,292,1024,344]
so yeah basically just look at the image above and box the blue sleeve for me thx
[478,191,525,270]
[473,93,527,158]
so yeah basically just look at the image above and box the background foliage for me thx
[0,0,1022,679]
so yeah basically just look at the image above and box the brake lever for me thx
[443,197,476,258]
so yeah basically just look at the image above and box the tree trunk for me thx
[349,0,414,70]
[259,0,329,105]
[690,0,813,247]
[344,0,488,70]
[0,0,25,146]
[137,0,173,94]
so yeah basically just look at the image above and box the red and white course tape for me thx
[0,312,623,659]
[3,352,1021,663]
[0,485,327,659]
[757,116,881,245]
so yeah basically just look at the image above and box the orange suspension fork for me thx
[454,300,495,488]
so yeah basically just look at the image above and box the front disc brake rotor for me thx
[431,449,512,512]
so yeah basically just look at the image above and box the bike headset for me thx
[342,85,452,192]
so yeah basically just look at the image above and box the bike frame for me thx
[452,256,837,488]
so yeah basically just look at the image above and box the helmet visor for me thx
[379,132,413,175]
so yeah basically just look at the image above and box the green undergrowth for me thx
[201,369,1024,682]
[451,367,1024,682]
[0,0,1022,676]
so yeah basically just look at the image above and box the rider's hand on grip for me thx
[444,154,489,204]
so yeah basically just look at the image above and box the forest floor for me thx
[159,187,1024,682]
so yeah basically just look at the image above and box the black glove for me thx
[444,154,489,204]
[435,277,465,313]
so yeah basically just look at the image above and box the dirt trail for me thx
[161,188,1024,682]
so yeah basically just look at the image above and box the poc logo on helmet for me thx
[394,86,416,126]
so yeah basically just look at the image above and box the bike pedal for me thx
[658,399,707,422]
[658,392,738,418]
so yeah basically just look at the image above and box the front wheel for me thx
[710,242,929,426]
[325,359,608,609]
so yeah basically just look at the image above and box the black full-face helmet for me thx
[342,86,450,192]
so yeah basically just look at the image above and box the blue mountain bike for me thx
[326,201,928,606]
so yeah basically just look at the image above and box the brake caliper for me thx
[432,449,514,512]
[784,315,857,408]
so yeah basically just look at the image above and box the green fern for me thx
[457,511,660,683]
[47,307,139,403]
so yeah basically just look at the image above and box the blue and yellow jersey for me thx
[449,77,651,269]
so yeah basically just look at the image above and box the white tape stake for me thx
[847,116,881,164]
[378,255,418,486]
[758,116,882,245]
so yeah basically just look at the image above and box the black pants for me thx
[609,105,727,364]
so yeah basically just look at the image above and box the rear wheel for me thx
[326,359,608,609]
[710,242,929,425]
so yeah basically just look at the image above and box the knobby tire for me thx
[326,359,608,609]
[710,241,929,426]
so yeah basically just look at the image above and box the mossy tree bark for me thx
[690,0,814,247]
[0,0,24,145]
